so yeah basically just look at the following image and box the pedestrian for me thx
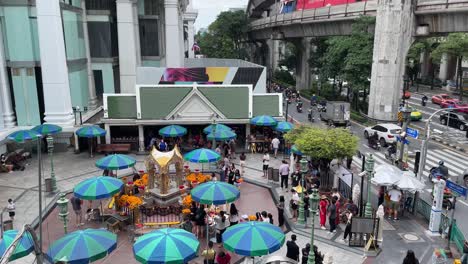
[388,185,402,220]
[158,139,167,151]
[319,195,328,230]
[313,245,324,264]
[345,199,358,216]
[301,243,311,264]
[402,250,419,264]
[201,241,216,264]
[229,204,239,226]
[239,152,246,176]
[327,197,337,233]
[342,210,353,242]
[290,189,299,221]
[277,195,285,227]
[195,204,207,238]
[268,213,274,224]
[70,195,84,227]
[223,156,230,175]
[286,234,300,261]
[216,250,231,264]
[291,169,301,187]
[7,199,15,221]
[214,211,228,244]
[335,195,341,227]
[331,188,341,202]
[262,151,270,178]
[229,138,236,159]
[271,136,280,158]
[279,160,290,191]
[378,186,385,207]
[261,211,269,223]
[219,161,226,182]
[228,168,235,185]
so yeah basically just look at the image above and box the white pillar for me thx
[165,0,183,67]
[36,0,74,125]
[429,178,446,234]
[138,125,145,152]
[368,0,415,121]
[0,21,15,127]
[105,123,111,144]
[187,20,195,58]
[81,0,98,110]
[117,0,139,93]
[439,53,449,81]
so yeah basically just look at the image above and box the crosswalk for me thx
[352,148,468,182]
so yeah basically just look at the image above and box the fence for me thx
[450,220,465,254]
[415,197,432,221]
[139,205,181,226]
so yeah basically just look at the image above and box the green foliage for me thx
[196,10,248,59]
[278,42,298,71]
[431,33,468,62]
[273,69,296,86]
[285,126,359,160]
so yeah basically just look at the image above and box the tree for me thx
[278,42,298,71]
[406,38,438,90]
[431,33,468,100]
[195,10,248,59]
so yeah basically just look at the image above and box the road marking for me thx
[432,149,468,168]
[458,199,468,207]
[442,148,468,160]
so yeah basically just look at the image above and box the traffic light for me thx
[414,151,421,174]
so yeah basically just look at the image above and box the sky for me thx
[192,0,248,32]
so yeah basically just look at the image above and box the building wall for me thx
[92,62,116,94]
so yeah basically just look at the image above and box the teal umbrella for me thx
[250,115,277,127]
[7,130,40,143]
[0,230,34,261]
[159,125,187,137]
[45,229,117,264]
[183,148,221,163]
[95,154,136,170]
[133,228,200,264]
[203,124,232,134]
[74,176,123,200]
[275,121,294,132]
[75,126,106,138]
[291,145,303,155]
[31,124,62,136]
[206,130,236,141]
[191,181,240,205]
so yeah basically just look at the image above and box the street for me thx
[286,94,468,236]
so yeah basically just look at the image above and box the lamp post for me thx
[398,105,412,170]
[364,154,375,218]
[56,193,69,234]
[46,136,58,193]
[297,157,308,225]
[211,119,217,150]
[307,188,320,264]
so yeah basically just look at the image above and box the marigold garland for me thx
[182,195,192,208]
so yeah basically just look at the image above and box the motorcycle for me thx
[385,144,397,164]
[296,101,303,113]
[429,166,449,181]
[317,104,326,112]
[308,108,314,122]
[368,138,381,150]
[421,96,428,107]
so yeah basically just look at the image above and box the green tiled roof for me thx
[139,87,192,119]
[198,86,250,119]
[252,95,281,116]
[107,96,137,119]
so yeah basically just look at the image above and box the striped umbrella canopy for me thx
[158,125,187,138]
[95,154,136,170]
[76,126,106,138]
[275,121,294,133]
[183,148,221,163]
[133,228,200,264]
[0,230,34,261]
[222,222,285,256]
[206,129,237,141]
[291,145,303,155]
[31,124,62,136]
[7,130,40,143]
[191,181,240,205]
[250,115,277,127]
[45,229,117,264]
[74,176,123,200]
[203,124,232,134]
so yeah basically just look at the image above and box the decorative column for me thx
[81,0,98,110]
[368,0,415,121]
[0,21,15,127]
[364,154,375,218]
[138,125,145,153]
[117,0,139,93]
[184,0,198,59]
[295,38,312,91]
[429,178,446,234]
[105,123,111,144]
[36,0,74,125]
[165,0,183,67]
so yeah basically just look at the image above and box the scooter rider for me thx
[368,131,379,148]
[310,94,317,106]
[421,95,428,106]
[436,160,449,178]
[296,99,303,112]
[308,107,314,122]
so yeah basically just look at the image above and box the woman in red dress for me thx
[319,195,328,230]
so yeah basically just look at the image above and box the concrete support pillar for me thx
[81,0,98,110]
[117,0,139,93]
[187,20,196,58]
[138,125,145,152]
[419,51,431,79]
[0,20,15,127]
[295,38,312,91]
[267,39,281,73]
[368,0,415,121]
[105,123,111,144]
[165,0,183,67]
[36,0,74,125]
[439,53,456,82]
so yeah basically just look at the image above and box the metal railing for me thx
[415,197,432,221]
[450,220,466,254]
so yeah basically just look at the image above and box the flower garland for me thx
[186,173,209,183]
[118,194,143,210]
[134,174,149,188]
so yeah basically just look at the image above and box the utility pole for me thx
[398,104,412,170]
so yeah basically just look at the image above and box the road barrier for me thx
[450,220,466,254]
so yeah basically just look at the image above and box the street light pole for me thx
[56,193,69,234]
[211,119,216,150]
[47,136,57,193]
[364,154,375,218]
[307,188,320,264]
[398,105,412,170]
[297,158,308,225]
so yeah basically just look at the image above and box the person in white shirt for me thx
[279,160,290,191]
[214,211,228,243]
[387,186,402,220]
[262,152,270,178]
[7,199,15,221]
[271,137,280,158]
[290,189,300,221]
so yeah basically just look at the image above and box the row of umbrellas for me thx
[371,164,425,191]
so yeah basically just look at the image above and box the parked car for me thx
[440,101,468,113]
[363,123,402,147]
[439,113,468,131]
[431,94,459,105]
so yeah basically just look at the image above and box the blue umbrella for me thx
[76,126,106,138]
[74,176,124,200]
[291,145,303,155]
[206,130,237,141]
[0,230,34,261]
[95,154,136,170]
[158,125,187,137]
[31,124,62,136]
[203,124,232,134]
[275,121,294,132]
[191,181,240,205]
[7,130,40,143]
[250,115,277,127]
[183,148,221,163]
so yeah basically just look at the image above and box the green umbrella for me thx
[191,181,240,205]
[183,148,221,163]
[203,124,232,134]
[133,228,200,264]
[159,125,187,137]
[250,115,277,127]
[0,230,34,261]
[31,124,62,136]
[73,176,124,200]
[95,154,136,170]
[7,130,40,143]
[206,130,236,141]
[75,126,106,138]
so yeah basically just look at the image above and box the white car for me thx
[363,123,402,146]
